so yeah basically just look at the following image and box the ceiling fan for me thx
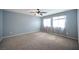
[30,9,47,16]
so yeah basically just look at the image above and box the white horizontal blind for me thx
[53,16,66,29]
[43,18,51,27]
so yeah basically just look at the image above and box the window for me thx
[43,18,51,27]
[53,16,66,29]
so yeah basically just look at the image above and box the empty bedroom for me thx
[0,9,78,50]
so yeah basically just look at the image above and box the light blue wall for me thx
[41,10,78,39]
[0,10,3,38]
[3,11,41,37]
[1,9,78,40]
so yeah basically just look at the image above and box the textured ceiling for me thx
[4,9,71,17]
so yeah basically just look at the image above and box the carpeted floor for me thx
[0,32,78,50]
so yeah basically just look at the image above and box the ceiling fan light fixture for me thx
[30,9,46,16]
[35,13,42,16]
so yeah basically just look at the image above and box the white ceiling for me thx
[4,9,71,17]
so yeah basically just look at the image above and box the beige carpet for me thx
[0,32,78,50]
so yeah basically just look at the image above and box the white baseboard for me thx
[42,32,77,40]
[2,31,39,39]
[2,31,77,40]
[52,33,78,40]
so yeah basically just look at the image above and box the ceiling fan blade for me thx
[40,12,47,13]
[40,13,43,16]
[30,12,36,13]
